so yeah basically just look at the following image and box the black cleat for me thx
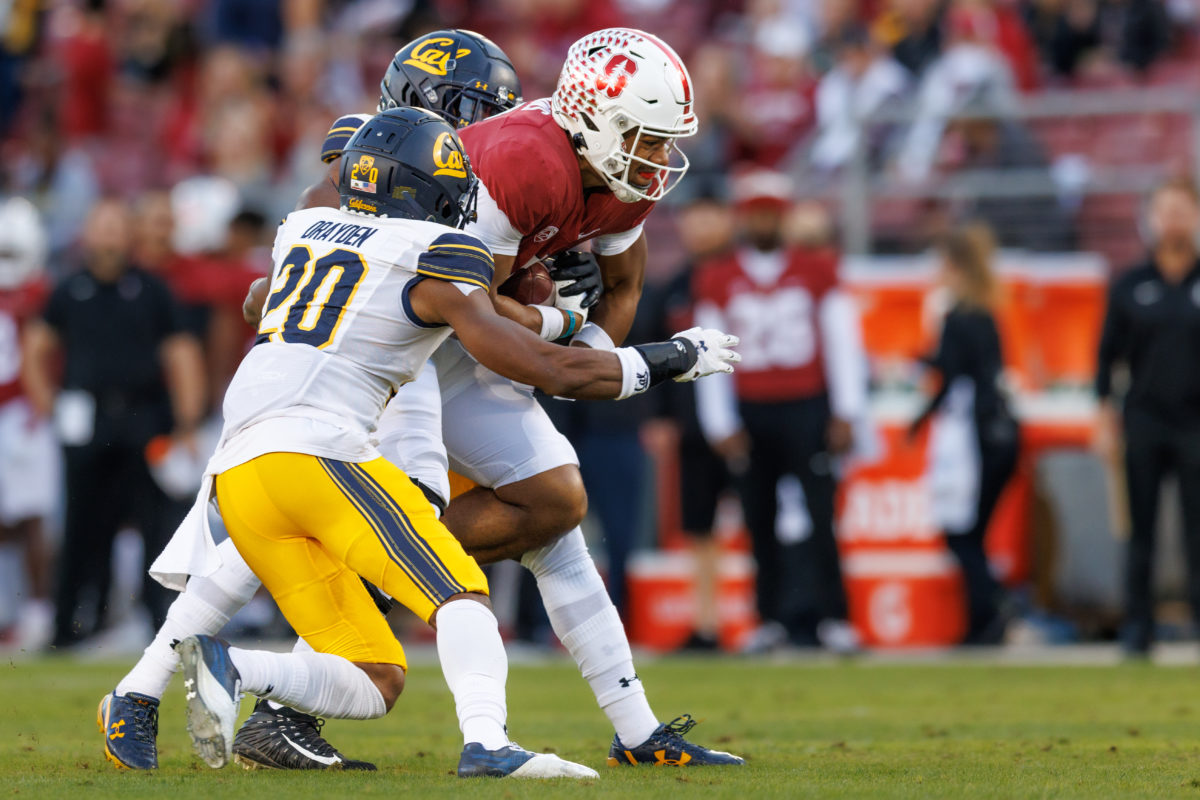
[231,698,376,770]
[607,714,745,766]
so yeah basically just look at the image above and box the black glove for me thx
[548,250,603,309]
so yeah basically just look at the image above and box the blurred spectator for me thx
[0,0,41,138]
[7,109,101,263]
[1023,0,1171,79]
[808,24,910,175]
[645,190,738,650]
[947,0,1040,91]
[910,223,1019,645]
[941,91,1076,250]
[0,197,56,651]
[873,0,945,76]
[693,170,869,652]
[52,0,115,143]
[21,198,206,648]
[1094,176,1200,655]
[894,9,1019,182]
[731,19,818,167]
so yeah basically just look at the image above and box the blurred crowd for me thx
[1,0,1199,654]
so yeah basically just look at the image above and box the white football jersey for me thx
[219,207,494,463]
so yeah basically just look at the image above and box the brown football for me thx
[497,262,555,305]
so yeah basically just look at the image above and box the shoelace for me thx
[130,701,159,744]
[286,714,340,756]
[661,714,698,739]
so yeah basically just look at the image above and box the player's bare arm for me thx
[20,319,58,419]
[588,231,647,345]
[411,277,738,401]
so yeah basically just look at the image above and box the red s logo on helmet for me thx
[596,54,638,99]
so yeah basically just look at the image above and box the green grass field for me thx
[3,653,1200,798]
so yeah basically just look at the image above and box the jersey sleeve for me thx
[592,223,644,256]
[415,232,495,292]
[466,181,524,256]
[320,113,372,164]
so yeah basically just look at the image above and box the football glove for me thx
[549,251,603,310]
[669,327,741,382]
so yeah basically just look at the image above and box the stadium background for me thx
[1,0,1198,656]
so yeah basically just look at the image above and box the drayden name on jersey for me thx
[300,220,379,249]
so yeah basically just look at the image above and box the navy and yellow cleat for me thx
[176,635,242,769]
[97,692,159,769]
[457,742,599,779]
[232,698,377,770]
[606,715,745,766]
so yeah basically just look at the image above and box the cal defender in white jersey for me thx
[220,210,483,465]
[145,108,737,777]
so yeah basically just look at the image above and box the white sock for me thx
[116,539,260,699]
[263,637,317,711]
[522,528,660,747]
[435,598,510,750]
[228,647,386,720]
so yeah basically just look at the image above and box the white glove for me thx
[669,327,741,382]
[553,279,589,322]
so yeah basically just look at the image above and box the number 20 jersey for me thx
[220,207,494,463]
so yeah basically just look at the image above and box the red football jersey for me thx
[459,99,655,268]
[693,248,839,402]
[0,280,49,405]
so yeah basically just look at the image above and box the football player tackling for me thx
[165,107,738,777]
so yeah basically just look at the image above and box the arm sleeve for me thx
[1095,280,1126,400]
[911,313,964,432]
[592,223,645,256]
[415,232,496,291]
[692,299,742,443]
[464,181,524,257]
[818,287,870,421]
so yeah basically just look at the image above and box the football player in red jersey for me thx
[0,197,56,652]
[692,169,870,655]
[372,29,743,767]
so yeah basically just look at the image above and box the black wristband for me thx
[632,338,698,387]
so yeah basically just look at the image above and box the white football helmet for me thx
[0,197,47,290]
[552,28,698,203]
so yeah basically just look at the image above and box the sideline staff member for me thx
[1095,177,1200,655]
[23,198,206,647]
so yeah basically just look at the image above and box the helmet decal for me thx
[403,36,472,77]
[598,54,637,99]
[432,132,468,178]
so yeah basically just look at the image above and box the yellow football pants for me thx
[215,453,489,666]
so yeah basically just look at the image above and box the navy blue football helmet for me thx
[339,107,478,228]
[379,29,522,128]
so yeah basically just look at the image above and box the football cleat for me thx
[457,742,598,779]
[97,691,159,770]
[232,698,377,771]
[176,635,242,768]
[607,715,745,766]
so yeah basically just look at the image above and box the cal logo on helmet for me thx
[350,154,379,193]
[404,37,471,77]
[432,132,467,178]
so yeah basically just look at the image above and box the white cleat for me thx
[457,741,598,779]
[176,635,242,769]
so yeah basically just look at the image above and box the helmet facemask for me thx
[590,117,691,203]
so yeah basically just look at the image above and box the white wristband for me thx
[534,305,565,341]
[614,346,651,400]
[572,321,616,351]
